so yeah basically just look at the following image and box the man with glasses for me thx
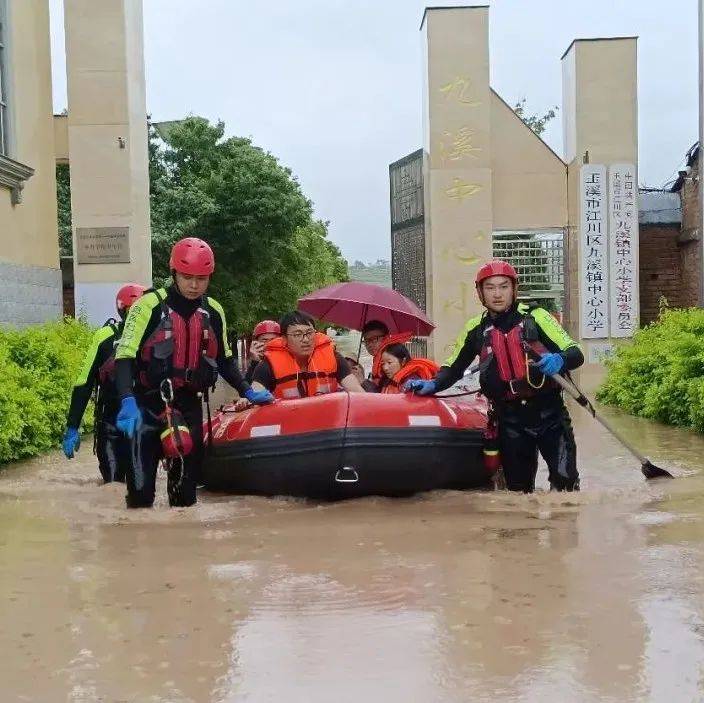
[250,311,365,399]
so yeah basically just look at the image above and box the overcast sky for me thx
[48,0,699,263]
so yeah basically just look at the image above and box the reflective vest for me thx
[381,358,439,394]
[479,313,555,400]
[371,332,414,387]
[265,332,339,400]
[139,291,219,392]
[97,320,121,386]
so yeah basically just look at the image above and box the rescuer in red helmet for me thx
[405,260,584,493]
[244,319,281,383]
[113,237,273,509]
[62,283,147,483]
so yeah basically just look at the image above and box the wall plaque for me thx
[76,227,130,264]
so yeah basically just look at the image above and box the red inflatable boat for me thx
[203,392,494,499]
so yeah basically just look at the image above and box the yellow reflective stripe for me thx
[444,313,484,366]
[207,296,232,359]
[74,325,116,387]
[530,307,579,352]
[160,426,190,440]
[115,288,164,360]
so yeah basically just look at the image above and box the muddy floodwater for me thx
[1,399,703,702]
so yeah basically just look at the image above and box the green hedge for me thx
[0,318,94,464]
[597,307,704,432]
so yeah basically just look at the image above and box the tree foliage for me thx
[56,163,72,257]
[150,117,347,332]
[512,98,558,137]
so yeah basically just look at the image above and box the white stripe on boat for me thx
[438,400,457,423]
[250,424,282,437]
[408,415,441,427]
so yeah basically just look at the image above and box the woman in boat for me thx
[379,343,439,394]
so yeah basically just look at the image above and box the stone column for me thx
[64,0,152,325]
[421,6,493,359]
[562,38,638,385]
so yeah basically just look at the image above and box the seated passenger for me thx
[244,320,281,383]
[379,343,439,394]
[359,320,413,392]
[251,311,365,399]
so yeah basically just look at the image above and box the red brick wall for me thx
[639,224,688,323]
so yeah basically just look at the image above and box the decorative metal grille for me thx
[492,229,565,311]
[390,149,424,229]
[392,222,426,312]
[390,149,426,314]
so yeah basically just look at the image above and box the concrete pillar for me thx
[64,0,152,325]
[421,6,493,359]
[562,38,638,383]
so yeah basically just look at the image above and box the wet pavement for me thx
[0,400,703,702]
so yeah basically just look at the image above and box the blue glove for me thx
[116,396,142,438]
[244,387,274,405]
[403,379,437,396]
[62,427,80,459]
[536,352,565,376]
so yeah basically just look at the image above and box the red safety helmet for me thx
[252,320,281,338]
[475,260,518,303]
[115,283,146,316]
[169,237,215,276]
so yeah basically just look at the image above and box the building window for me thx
[0,0,8,156]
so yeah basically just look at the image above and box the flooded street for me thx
[1,401,703,703]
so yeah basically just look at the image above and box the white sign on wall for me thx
[580,164,609,338]
[608,164,639,337]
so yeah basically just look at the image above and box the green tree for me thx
[56,163,72,257]
[150,117,348,332]
[513,98,558,137]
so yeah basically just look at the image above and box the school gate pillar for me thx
[421,6,493,359]
[64,0,152,324]
[562,38,638,383]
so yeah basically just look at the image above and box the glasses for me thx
[363,334,386,345]
[288,329,315,341]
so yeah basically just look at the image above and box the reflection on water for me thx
[0,403,703,701]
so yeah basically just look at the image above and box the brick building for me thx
[638,142,701,323]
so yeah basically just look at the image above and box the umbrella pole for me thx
[356,304,368,362]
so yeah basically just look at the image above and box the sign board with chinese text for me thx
[579,165,609,338]
[608,164,639,337]
[76,227,131,265]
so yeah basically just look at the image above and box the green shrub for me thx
[597,307,704,431]
[0,318,94,464]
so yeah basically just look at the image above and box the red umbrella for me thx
[298,282,434,336]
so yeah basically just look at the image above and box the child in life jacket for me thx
[405,260,584,493]
[378,343,439,394]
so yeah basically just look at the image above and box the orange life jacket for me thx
[264,332,339,400]
[139,292,219,392]
[371,332,414,387]
[478,314,555,400]
[381,358,439,394]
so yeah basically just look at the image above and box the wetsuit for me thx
[66,320,131,483]
[115,286,250,508]
[435,303,584,492]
